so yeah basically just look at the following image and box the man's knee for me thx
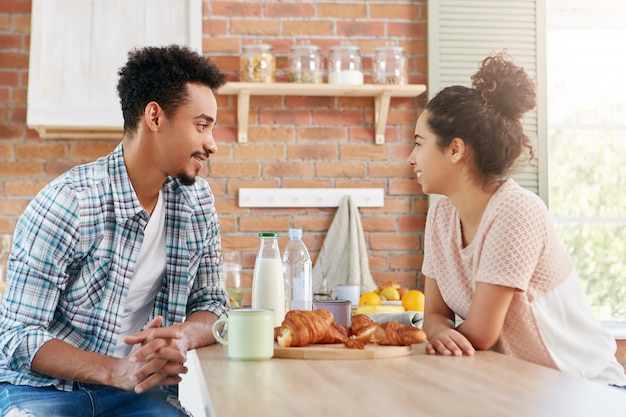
[4,406,38,417]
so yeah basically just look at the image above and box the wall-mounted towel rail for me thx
[238,188,384,208]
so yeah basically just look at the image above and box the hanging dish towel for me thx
[312,195,377,295]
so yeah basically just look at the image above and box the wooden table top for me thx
[195,343,626,417]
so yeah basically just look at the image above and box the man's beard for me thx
[177,171,197,186]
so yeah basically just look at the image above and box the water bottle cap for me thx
[258,232,279,238]
[288,228,302,239]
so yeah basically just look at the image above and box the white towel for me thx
[312,195,377,295]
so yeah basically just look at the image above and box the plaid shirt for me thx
[0,144,229,391]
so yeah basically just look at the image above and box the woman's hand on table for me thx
[425,328,475,356]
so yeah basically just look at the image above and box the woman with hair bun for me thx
[409,52,626,387]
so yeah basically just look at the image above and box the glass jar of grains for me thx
[240,41,275,83]
[288,42,323,84]
[373,42,408,85]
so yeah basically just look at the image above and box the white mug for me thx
[333,284,360,307]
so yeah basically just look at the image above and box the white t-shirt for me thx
[422,179,626,385]
[113,191,167,357]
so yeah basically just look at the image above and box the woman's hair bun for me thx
[471,51,536,120]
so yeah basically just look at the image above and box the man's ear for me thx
[144,101,161,132]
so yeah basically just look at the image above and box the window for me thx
[547,0,626,322]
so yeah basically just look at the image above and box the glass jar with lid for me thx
[288,42,323,84]
[240,40,275,83]
[327,41,363,85]
[374,42,408,85]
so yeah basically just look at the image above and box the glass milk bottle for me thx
[251,232,285,327]
[328,41,364,85]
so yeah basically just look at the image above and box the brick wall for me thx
[0,0,428,306]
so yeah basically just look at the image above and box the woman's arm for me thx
[423,277,475,356]
[456,282,516,350]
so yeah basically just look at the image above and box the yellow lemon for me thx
[380,287,400,301]
[402,290,425,312]
[359,291,382,307]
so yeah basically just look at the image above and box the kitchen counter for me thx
[194,343,626,417]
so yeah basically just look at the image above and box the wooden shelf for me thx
[217,82,427,144]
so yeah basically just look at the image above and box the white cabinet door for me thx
[27,0,201,138]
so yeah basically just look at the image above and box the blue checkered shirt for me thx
[0,144,229,391]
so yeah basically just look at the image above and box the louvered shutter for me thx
[428,0,548,203]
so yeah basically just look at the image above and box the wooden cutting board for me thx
[273,343,412,360]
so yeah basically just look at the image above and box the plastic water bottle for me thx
[251,232,285,327]
[282,228,312,311]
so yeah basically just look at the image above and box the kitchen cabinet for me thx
[27,0,202,138]
[218,82,427,144]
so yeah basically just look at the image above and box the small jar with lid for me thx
[327,41,363,85]
[240,41,275,83]
[374,42,408,85]
[288,42,323,84]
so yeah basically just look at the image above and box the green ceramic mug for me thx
[212,308,275,360]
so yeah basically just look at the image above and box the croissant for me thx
[276,309,348,347]
[346,314,378,348]
[371,321,427,346]
[345,314,426,349]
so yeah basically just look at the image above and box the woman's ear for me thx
[449,137,466,163]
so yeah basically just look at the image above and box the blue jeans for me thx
[0,383,193,417]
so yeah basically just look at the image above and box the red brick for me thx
[339,144,390,161]
[265,3,315,18]
[259,109,310,125]
[0,34,22,50]
[0,0,31,14]
[336,21,385,37]
[389,178,421,195]
[212,2,262,17]
[0,124,23,139]
[0,52,28,68]
[286,144,337,160]
[263,161,314,178]
[11,14,30,33]
[318,3,367,19]
[284,21,334,37]
[202,19,228,36]
[370,4,419,20]
[399,215,426,232]
[0,198,28,215]
[316,161,366,178]
[15,143,67,160]
[0,161,42,177]
[69,143,117,161]
[230,19,281,36]
[0,70,19,86]
[4,179,48,196]
[202,36,240,53]
[232,143,286,160]
[312,109,363,125]
[0,15,9,31]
